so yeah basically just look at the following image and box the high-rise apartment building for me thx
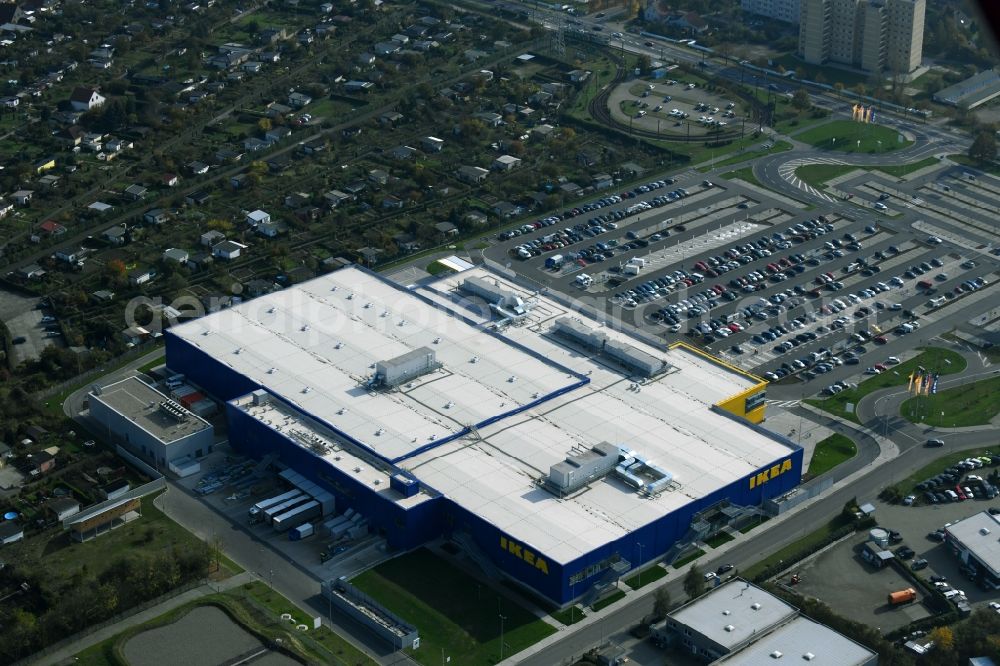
[741,0,800,24]
[798,0,924,73]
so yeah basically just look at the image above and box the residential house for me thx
[143,208,171,226]
[215,148,243,164]
[266,154,291,173]
[92,289,115,303]
[0,95,15,108]
[492,201,520,219]
[381,195,404,210]
[162,174,179,187]
[129,267,156,286]
[18,263,46,280]
[319,2,333,12]
[668,11,708,34]
[357,52,376,66]
[374,41,400,56]
[301,138,327,155]
[435,221,459,237]
[246,209,271,226]
[390,33,409,45]
[200,230,226,247]
[47,498,80,521]
[184,190,211,206]
[105,137,133,153]
[0,522,24,545]
[368,169,389,186]
[88,201,114,214]
[577,151,599,167]
[69,86,105,111]
[593,174,614,190]
[345,81,374,94]
[473,111,503,127]
[0,199,12,219]
[212,240,247,260]
[35,157,56,174]
[298,30,314,46]
[392,232,420,252]
[122,325,151,346]
[323,190,352,208]
[567,70,591,84]
[38,220,66,236]
[241,61,262,74]
[243,137,269,152]
[124,184,148,201]
[38,175,60,188]
[264,126,292,144]
[379,111,404,126]
[245,279,278,297]
[102,225,128,245]
[531,124,556,140]
[230,173,250,189]
[256,221,286,238]
[356,247,383,265]
[187,252,214,271]
[56,125,84,146]
[288,91,312,108]
[81,132,104,152]
[162,248,190,264]
[388,145,417,160]
[421,136,444,152]
[492,155,521,171]
[343,181,366,197]
[187,161,209,175]
[284,192,310,209]
[529,90,555,107]
[12,190,32,206]
[54,248,81,264]
[560,181,582,197]
[456,165,489,184]
[465,211,488,227]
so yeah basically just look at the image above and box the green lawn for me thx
[704,531,735,548]
[351,549,555,665]
[795,119,911,153]
[805,348,966,423]
[739,516,771,534]
[672,549,706,569]
[137,354,166,374]
[703,140,793,171]
[591,589,626,611]
[875,157,941,178]
[722,166,763,188]
[772,54,869,87]
[796,164,857,187]
[901,375,1000,427]
[807,433,858,477]
[550,605,586,626]
[947,154,1000,177]
[624,565,667,590]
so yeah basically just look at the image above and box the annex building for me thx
[163,265,801,604]
[944,511,1000,589]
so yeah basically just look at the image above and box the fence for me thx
[13,579,203,666]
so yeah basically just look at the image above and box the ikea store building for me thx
[165,265,801,605]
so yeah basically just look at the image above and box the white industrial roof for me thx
[91,376,211,444]
[712,616,877,665]
[670,580,796,651]
[172,266,794,564]
[946,511,1000,577]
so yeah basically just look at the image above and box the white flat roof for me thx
[713,615,877,665]
[172,267,794,564]
[91,376,211,444]
[946,511,1000,577]
[670,580,796,651]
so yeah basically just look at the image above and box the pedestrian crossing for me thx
[766,399,802,409]
[776,157,845,203]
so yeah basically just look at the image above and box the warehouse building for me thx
[944,511,1000,590]
[164,266,801,605]
[654,579,877,665]
[89,376,214,472]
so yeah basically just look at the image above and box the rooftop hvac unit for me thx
[751,603,762,610]
[724,625,735,633]
[803,654,815,661]
[770,651,782,659]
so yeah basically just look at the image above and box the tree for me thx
[653,587,671,619]
[683,564,706,599]
[969,130,997,164]
[791,89,811,111]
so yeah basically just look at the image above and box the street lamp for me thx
[499,612,507,661]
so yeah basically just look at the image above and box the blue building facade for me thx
[168,330,803,606]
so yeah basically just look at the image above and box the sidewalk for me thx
[40,572,254,666]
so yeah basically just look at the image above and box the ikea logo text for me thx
[500,536,549,575]
[749,459,793,489]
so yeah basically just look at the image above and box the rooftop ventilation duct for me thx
[751,603,762,610]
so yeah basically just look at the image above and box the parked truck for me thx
[545,254,565,269]
[249,489,302,524]
[623,263,640,276]
[263,493,309,524]
[273,500,322,532]
[888,588,916,605]
[289,522,315,541]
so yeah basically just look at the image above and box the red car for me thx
[873,336,888,345]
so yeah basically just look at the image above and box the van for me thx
[166,374,185,389]
[628,257,646,268]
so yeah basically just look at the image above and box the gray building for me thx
[945,511,1000,589]
[89,376,214,471]
[741,0,800,23]
[653,579,877,665]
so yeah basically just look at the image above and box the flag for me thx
[907,371,914,391]
[931,373,939,394]
[869,109,876,124]
[913,373,923,394]
[924,374,932,395]
[852,104,861,121]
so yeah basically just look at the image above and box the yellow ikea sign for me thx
[500,536,549,575]
[749,459,793,489]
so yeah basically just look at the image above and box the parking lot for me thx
[0,288,59,365]
[486,163,1000,398]
[609,77,744,137]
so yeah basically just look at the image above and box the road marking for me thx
[766,399,801,408]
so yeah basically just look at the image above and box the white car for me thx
[704,571,718,581]
[902,495,915,506]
